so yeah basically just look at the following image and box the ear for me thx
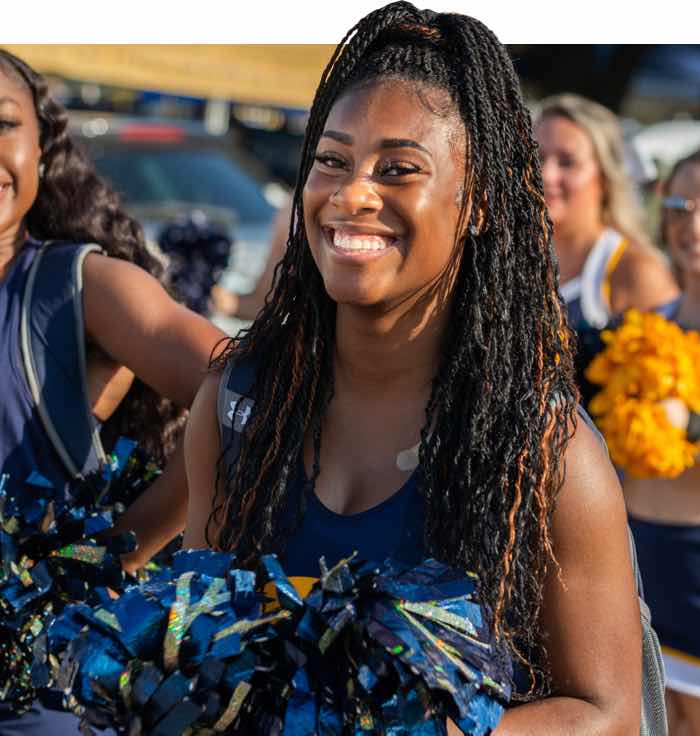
[460,188,487,238]
[472,190,488,235]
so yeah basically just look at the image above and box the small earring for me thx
[38,162,45,179]
[469,224,479,236]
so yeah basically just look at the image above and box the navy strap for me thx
[20,240,106,479]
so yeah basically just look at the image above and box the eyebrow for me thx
[321,130,431,155]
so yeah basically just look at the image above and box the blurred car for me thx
[69,113,278,331]
[627,120,700,185]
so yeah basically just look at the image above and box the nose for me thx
[329,174,382,215]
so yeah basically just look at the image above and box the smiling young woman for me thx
[183,5,642,733]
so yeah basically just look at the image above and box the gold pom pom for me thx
[586,310,700,479]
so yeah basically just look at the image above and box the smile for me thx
[323,227,399,258]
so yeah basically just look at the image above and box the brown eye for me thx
[314,154,346,169]
[0,119,19,131]
[379,161,421,177]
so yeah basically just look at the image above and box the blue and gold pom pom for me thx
[50,550,510,735]
[0,437,160,713]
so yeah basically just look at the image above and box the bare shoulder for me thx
[539,413,641,727]
[551,413,628,562]
[611,240,679,313]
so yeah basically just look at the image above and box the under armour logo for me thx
[226,395,254,432]
[236,403,252,426]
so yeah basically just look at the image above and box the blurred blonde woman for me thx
[535,93,678,335]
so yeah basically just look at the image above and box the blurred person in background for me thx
[535,93,678,334]
[534,93,679,405]
[626,149,700,736]
[0,49,224,734]
[210,196,292,322]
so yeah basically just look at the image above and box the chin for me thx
[321,272,388,308]
[326,287,383,309]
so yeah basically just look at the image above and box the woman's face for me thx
[665,162,700,281]
[303,79,467,310]
[0,69,41,245]
[536,114,604,231]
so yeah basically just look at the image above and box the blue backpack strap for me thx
[19,240,106,480]
[216,354,259,476]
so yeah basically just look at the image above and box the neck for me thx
[334,288,450,397]
[0,224,28,281]
[678,280,700,330]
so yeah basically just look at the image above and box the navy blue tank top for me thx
[216,357,426,579]
[0,239,70,491]
[279,458,425,579]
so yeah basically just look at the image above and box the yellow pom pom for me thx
[586,310,700,479]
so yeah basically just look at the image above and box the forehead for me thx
[0,66,34,112]
[669,161,700,198]
[536,115,594,154]
[325,79,463,150]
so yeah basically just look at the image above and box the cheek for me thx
[564,166,602,200]
[302,172,330,222]
[11,137,41,192]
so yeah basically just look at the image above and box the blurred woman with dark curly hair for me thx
[183,4,642,733]
[0,49,224,733]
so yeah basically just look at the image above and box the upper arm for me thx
[82,254,226,407]
[610,245,679,313]
[541,417,641,722]
[182,371,223,549]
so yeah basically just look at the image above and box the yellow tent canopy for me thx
[3,45,335,108]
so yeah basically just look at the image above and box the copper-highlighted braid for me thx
[209,2,578,696]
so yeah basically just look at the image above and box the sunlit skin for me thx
[666,162,700,283]
[625,160,700,735]
[0,72,41,275]
[184,79,641,735]
[301,79,468,515]
[0,65,224,570]
[303,79,466,314]
[536,114,678,313]
[536,115,604,282]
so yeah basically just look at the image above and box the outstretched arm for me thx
[82,254,226,567]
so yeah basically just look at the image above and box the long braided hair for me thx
[209,3,577,695]
[0,49,185,463]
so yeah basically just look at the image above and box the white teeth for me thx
[332,230,392,252]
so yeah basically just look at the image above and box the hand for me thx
[209,284,240,316]
[659,397,690,430]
